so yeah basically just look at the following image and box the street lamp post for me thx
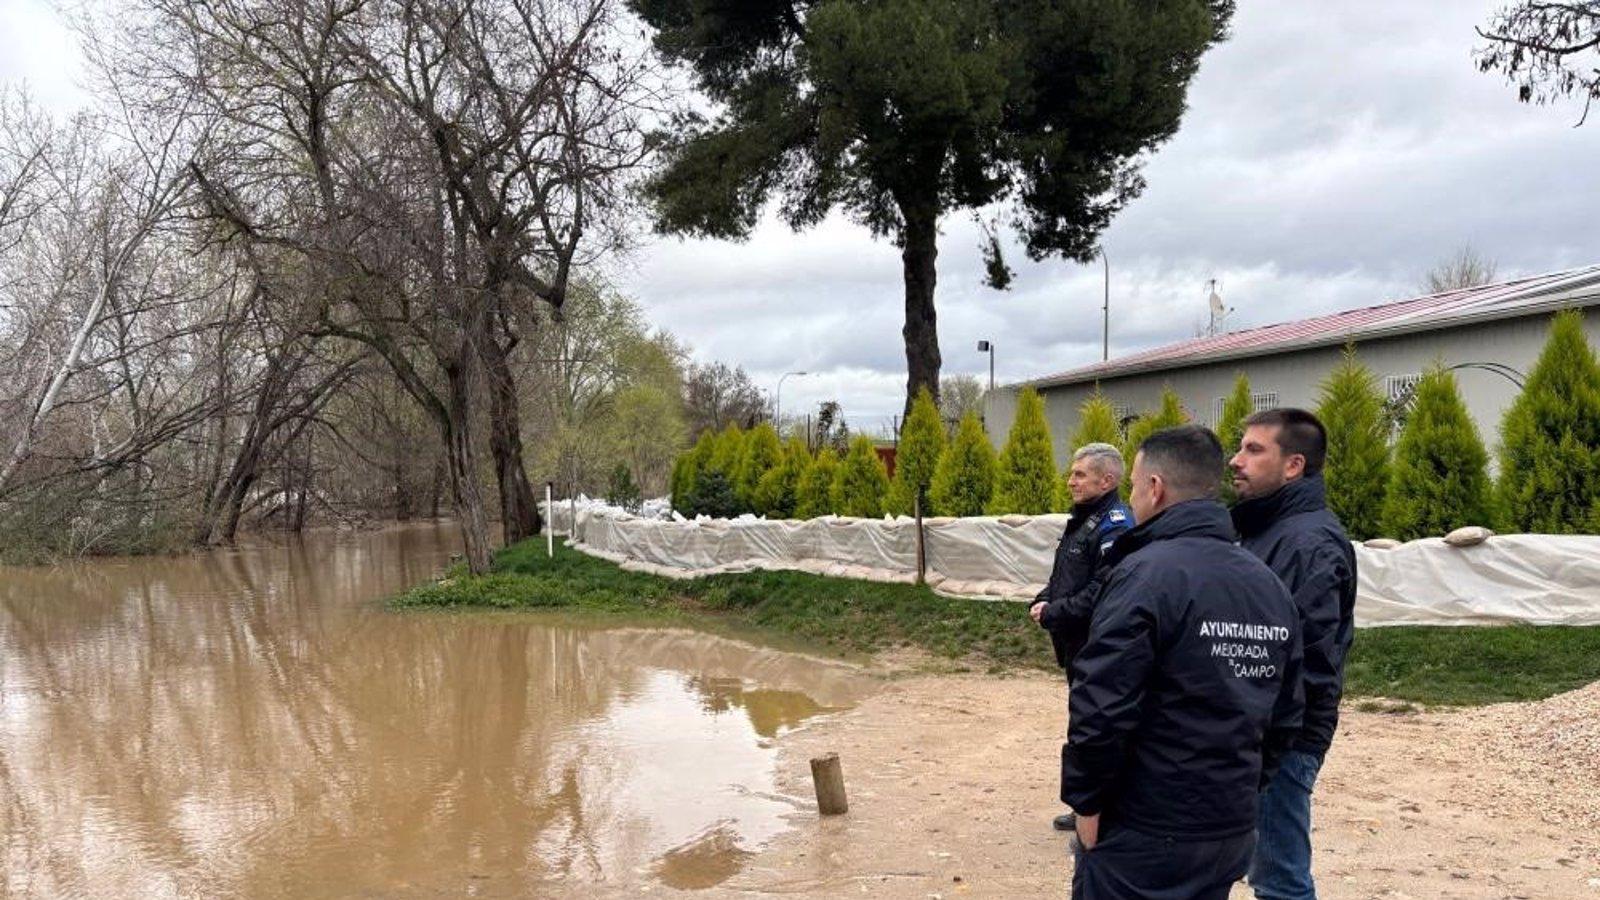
[775,370,808,427]
[1100,248,1110,362]
[976,340,995,392]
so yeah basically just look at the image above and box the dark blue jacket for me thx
[1034,489,1133,669]
[1231,474,1357,755]
[1062,499,1304,840]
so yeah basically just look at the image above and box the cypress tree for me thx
[887,387,948,516]
[794,447,841,519]
[736,422,783,509]
[991,387,1056,514]
[831,435,891,518]
[1121,387,1190,494]
[1316,347,1390,540]
[755,437,812,518]
[1215,372,1253,503]
[671,432,716,516]
[930,410,997,517]
[1381,366,1494,540]
[1496,310,1600,533]
[1061,388,1125,509]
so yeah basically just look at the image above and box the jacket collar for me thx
[1069,487,1122,524]
[1230,474,1328,539]
[1106,498,1235,567]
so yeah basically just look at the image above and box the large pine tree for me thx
[930,410,996,517]
[1381,367,1494,540]
[990,387,1056,514]
[1316,346,1390,540]
[1497,309,1600,533]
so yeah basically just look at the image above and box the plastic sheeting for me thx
[542,503,1600,626]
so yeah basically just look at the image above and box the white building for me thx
[984,265,1600,467]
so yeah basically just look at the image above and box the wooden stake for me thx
[914,493,926,586]
[810,752,848,815]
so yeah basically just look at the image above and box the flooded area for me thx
[0,524,869,897]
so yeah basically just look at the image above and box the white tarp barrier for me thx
[541,502,1600,626]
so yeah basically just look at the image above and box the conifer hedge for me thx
[1496,310,1600,533]
[931,411,997,517]
[887,388,947,516]
[794,446,841,519]
[1317,347,1390,540]
[832,435,891,518]
[1381,367,1494,540]
[990,387,1056,514]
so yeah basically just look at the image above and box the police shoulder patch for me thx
[1107,509,1128,524]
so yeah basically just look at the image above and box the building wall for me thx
[983,310,1600,469]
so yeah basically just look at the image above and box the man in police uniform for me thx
[1029,442,1133,832]
[1230,409,1357,900]
[1063,425,1304,900]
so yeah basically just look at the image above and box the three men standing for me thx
[1063,425,1305,900]
[1230,409,1358,900]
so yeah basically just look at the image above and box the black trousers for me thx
[1071,821,1253,900]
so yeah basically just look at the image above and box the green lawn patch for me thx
[395,539,1600,705]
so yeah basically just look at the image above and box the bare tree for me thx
[1421,246,1499,294]
[1478,3,1600,125]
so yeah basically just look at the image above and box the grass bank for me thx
[395,539,1600,705]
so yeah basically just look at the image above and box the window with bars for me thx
[1210,391,1280,426]
[1384,373,1421,402]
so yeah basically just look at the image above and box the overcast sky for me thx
[7,0,1599,433]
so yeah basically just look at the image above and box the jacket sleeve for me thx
[1031,525,1075,611]
[1261,614,1306,788]
[1287,544,1352,751]
[1060,564,1157,816]
[1039,516,1132,630]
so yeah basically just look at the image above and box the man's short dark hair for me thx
[1242,408,1327,476]
[1137,425,1225,500]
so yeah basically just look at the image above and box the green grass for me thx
[1344,625,1600,706]
[394,539,1054,670]
[395,539,1600,705]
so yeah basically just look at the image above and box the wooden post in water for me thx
[810,752,848,815]
[913,494,926,586]
[545,482,554,558]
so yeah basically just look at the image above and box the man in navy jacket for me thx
[1230,409,1357,900]
[1064,425,1304,900]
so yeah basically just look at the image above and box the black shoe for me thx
[1053,811,1077,831]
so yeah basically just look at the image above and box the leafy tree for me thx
[684,361,768,438]
[1316,347,1390,540]
[736,422,783,508]
[1381,367,1494,540]
[794,446,842,519]
[990,387,1056,514]
[939,374,986,430]
[755,437,812,518]
[1216,372,1253,503]
[671,431,716,515]
[1121,386,1190,494]
[1477,5,1600,121]
[887,387,947,515]
[1060,388,1124,509]
[631,0,1234,407]
[1496,310,1600,533]
[832,435,891,518]
[930,410,996,517]
[606,463,643,513]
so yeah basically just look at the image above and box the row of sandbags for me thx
[544,503,1600,626]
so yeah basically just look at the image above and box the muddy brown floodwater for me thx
[0,523,871,898]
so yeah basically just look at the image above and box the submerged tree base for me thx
[393,539,1600,706]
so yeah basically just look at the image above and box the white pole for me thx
[545,482,554,558]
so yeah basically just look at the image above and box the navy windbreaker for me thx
[1061,499,1305,839]
[1231,474,1357,755]
[1034,489,1133,669]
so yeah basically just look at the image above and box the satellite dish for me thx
[1209,289,1225,318]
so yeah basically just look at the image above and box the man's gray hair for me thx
[1072,442,1125,482]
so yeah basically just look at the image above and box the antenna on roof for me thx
[1206,279,1233,336]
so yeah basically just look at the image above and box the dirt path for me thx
[711,669,1600,899]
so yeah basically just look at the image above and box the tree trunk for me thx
[899,195,942,419]
[443,365,494,574]
[481,340,541,544]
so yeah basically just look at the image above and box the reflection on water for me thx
[0,524,866,897]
